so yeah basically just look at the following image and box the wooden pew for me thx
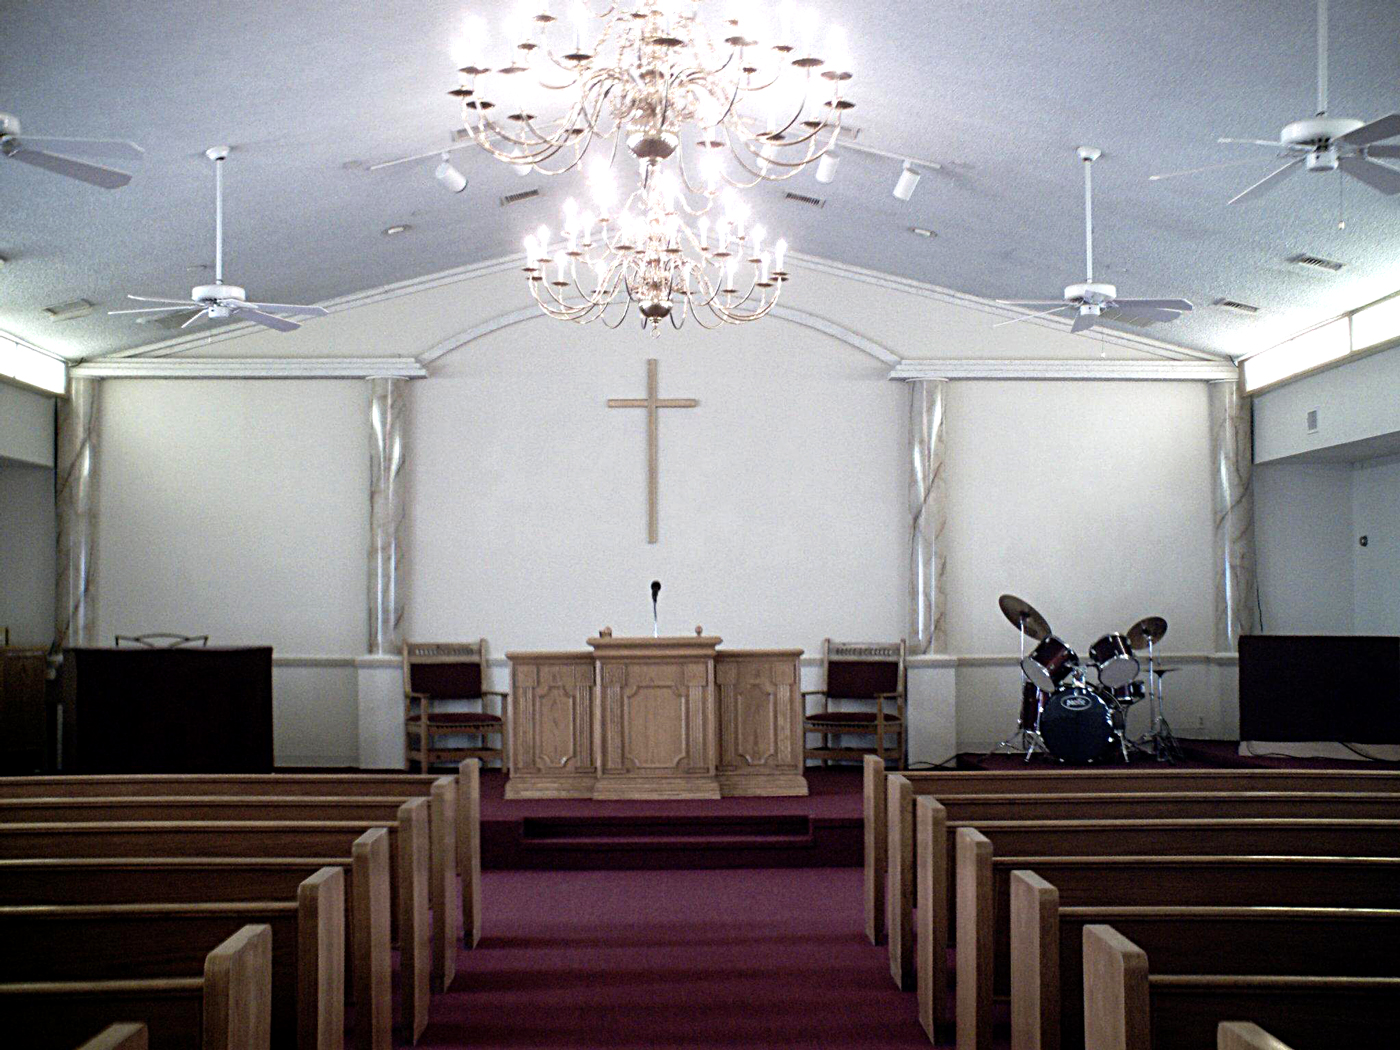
[0,922,270,1050]
[0,759,482,950]
[0,869,343,1050]
[1082,923,1400,1050]
[0,822,402,1050]
[863,755,1400,944]
[74,1024,149,1050]
[0,782,459,993]
[1010,870,1400,1050]
[923,809,1400,1046]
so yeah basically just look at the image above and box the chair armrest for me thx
[406,690,430,699]
[799,690,826,698]
[481,691,509,699]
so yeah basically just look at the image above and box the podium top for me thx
[587,634,723,656]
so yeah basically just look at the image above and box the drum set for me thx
[996,594,1182,764]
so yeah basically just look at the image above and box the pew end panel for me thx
[887,774,915,990]
[864,754,888,945]
[202,923,272,1050]
[1010,870,1058,1050]
[459,759,481,949]
[955,828,993,1050]
[915,796,950,1040]
[1082,924,1149,1050]
[351,829,392,1050]
[396,798,430,1045]
[1217,1022,1294,1050]
[429,778,458,990]
[297,867,345,1050]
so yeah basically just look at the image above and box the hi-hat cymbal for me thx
[1127,616,1168,649]
[998,594,1052,641]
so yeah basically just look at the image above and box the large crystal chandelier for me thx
[523,161,787,330]
[450,1,855,186]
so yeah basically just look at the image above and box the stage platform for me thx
[480,768,863,871]
[956,736,1400,771]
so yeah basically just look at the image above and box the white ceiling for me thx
[2,0,1398,362]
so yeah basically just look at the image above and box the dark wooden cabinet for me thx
[0,648,50,773]
[61,646,274,772]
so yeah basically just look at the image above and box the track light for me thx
[434,154,467,193]
[892,161,921,201]
[815,151,839,184]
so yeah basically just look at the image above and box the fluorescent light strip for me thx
[1242,318,1350,392]
[1351,293,1400,352]
[0,335,68,395]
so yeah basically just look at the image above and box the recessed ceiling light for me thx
[383,224,411,236]
[911,227,936,238]
[44,299,94,321]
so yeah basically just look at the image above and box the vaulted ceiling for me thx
[3,0,1398,361]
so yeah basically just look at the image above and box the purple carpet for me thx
[420,867,940,1050]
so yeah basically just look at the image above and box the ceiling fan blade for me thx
[180,309,212,329]
[235,306,302,332]
[1227,159,1303,204]
[1337,113,1400,147]
[16,136,145,162]
[1148,156,1277,182]
[125,295,198,305]
[1107,307,1185,324]
[997,299,1072,308]
[1112,298,1194,312]
[242,302,330,317]
[107,306,195,315]
[992,304,1073,328]
[1216,137,1286,147]
[1364,145,1400,159]
[1339,156,1400,195]
[1070,312,1097,334]
[7,146,132,188]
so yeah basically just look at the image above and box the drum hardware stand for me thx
[992,614,1049,760]
[1134,636,1182,762]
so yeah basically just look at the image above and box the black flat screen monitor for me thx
[1238,634,1400,743]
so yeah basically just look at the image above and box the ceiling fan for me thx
[0,112,143,189]
[109,147,328,333]
[996,147,1194,335]
[1150,0,1400,204]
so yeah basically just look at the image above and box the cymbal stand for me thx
[992,616,1048,760]
[1137,636,1182,762]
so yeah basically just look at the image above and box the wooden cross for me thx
[607,358,698,544]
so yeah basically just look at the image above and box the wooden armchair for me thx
[403,640,507,772]
[113,633,209,648]
[802,639,907,769]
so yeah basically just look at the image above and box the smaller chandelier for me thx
[450,0,855,190]
[523,162,788,331]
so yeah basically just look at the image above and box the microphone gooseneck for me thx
[651,580,661,638]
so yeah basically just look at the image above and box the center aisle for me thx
[418,867,933,1049]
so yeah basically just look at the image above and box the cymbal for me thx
[998,594,1052,641]
[1127,616,1168,649]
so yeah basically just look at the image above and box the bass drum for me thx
[1039,684,1118,763]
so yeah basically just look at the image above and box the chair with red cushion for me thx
[802,639,907,769]
[402,640,507,772]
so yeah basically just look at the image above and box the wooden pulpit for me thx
[506,633,806,799]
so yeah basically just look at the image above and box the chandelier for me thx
[523,162,787,330]
[449,1,856,187]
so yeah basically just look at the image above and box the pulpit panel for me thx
[505,652,595,799]
[716,650,807,796]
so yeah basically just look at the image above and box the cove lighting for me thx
[1242,318,1349,393]
[0,334,67,395]
[1351,293,1400,352]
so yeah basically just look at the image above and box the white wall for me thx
[1353,454,1400,635]
[1254,460,1356,634]
[93,379,366,765]
[0,459,56,648]
[1254,344,1400,463]
[0,381,54,467]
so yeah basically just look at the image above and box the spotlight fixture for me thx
[434,154,467,193]
[892,161,921,201]
[815,152,840,185]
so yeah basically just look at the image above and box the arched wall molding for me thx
[417,303,899,368]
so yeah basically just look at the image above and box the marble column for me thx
[55,377,100,650]
[909,379,949,655]
[1209,378,1258,651]
[368,377,407,655]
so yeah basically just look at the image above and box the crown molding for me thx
[888,359,1240,381]
[70,357,427,380]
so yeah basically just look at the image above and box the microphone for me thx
[650,581,661,638]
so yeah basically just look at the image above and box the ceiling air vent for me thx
[44,299,94,322]
[500,188,542,206]
[783,191,825,207]
[1288,253,1344,274]
[1212,298,1260,315]
[1306,409,1319,433]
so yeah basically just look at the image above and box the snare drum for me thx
[1021,635,1079,693]
[1110,679,1146,706]
[1089,632,1140,689]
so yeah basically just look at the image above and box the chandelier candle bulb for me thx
[774,238,787,273]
